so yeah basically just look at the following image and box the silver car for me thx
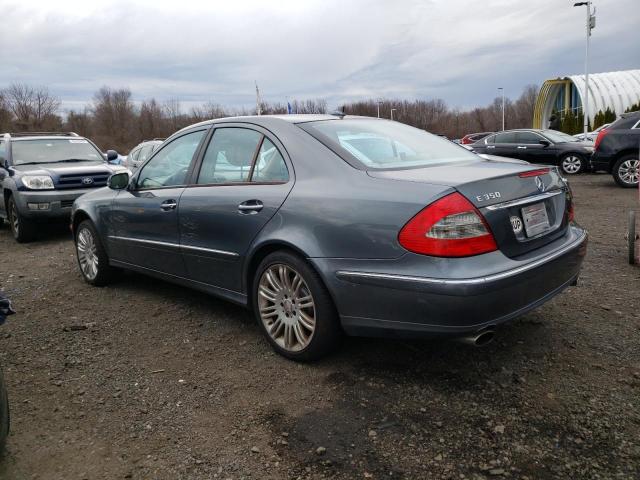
[71,115,587,361]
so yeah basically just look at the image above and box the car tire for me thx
[0,366,9,454]
[613,154,640,188]
[75,220,116,286]
[252,251,342,361]
[630,210,637,265]
[7,195,36,243]
[560,154,585,175]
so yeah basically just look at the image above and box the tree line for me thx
[0,83,540,154]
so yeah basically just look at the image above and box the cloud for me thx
[0,0,638,111]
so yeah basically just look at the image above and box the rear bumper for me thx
[590,152,614,172]
[14,189,92,219]
[313,225,587,338]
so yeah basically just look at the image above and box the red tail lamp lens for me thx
[398,192,498,257]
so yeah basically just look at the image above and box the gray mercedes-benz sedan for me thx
[71,115,587,361]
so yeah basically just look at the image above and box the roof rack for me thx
[3,132,80,138]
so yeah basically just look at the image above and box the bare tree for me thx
[92,86,136,152]
[3,84,61,130]
[190,101,228,122]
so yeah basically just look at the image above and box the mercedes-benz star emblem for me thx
[510,215,523,234]
[82,177,94,185]
[535,176,546,193]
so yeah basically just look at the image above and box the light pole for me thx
[390,108,397,121]
[377,100,383,118]
[574,1,595,136]
[498,87,505,131]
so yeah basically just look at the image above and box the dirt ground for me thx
[0,173,638,480]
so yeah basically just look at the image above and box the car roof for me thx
[2,133,87,141]
[183,114,376,130]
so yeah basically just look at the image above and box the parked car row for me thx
[464,111,639,187]
[470,129,594,175]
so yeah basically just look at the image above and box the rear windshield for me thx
[12,138,104,165]
[300,119,478,170]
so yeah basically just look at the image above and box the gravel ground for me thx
[0,173,639,480]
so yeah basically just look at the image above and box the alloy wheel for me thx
[76,228,99,281]
[258,264,316,352]
[619,159,639,186]
[561,156,582,174]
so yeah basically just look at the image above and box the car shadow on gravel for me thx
[263,315,558,478]
[0,221,72,245]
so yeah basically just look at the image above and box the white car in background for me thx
[573,123,610,142]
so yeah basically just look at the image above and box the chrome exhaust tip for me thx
[458,328,495,347]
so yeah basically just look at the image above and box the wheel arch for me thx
[612,149,640,169]
[71,209,94,238]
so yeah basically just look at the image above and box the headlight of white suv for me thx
[22,175,54,190]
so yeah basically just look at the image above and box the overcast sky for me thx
[1,0,638,113]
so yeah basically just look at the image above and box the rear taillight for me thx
[519,168,550,178]
[398,192,498,257]
[594,128,608,150]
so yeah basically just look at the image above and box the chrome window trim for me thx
[108,235,238,257]
[336,230,587,287]
[485,190,563,211]
[631,119,640,129]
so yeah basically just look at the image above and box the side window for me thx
[516,132,542,144]
[252,139,289,182]
[0,141,5,163]
[138,145,154,163]
[494,132,517,143]
[484,135,495,144]
[197,128,262,184]
[137,130,205,189]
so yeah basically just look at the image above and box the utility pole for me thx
[255,81,262,116]
[390,108,397,121]
[498,87,505,131]
[377,100,382,118]
[574,1,596,136]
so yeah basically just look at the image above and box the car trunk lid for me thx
[368,158,571,257]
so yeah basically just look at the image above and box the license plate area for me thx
[521,202,550,237]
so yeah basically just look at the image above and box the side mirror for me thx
[539,139,551,147]
[107,172,130,190]
[106,150,119,162]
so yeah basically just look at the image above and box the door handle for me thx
[160,199,177,211]
[486,145,495,149]
[238,200,263,214]
[517,146,527,149]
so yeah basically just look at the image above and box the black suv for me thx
[591,111,640,188]
[471,129,594,175]
[0,132,128,242]
[126,138,164,170]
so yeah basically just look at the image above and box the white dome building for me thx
[533,69,640,129]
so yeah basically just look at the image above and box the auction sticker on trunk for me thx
[522,202,550,237]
